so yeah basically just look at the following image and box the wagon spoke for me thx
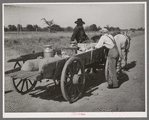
[75,85,81,93]
[13,78,17,81]
[16,79,23,87]
[70,85,75,98]
[26,80,28,91]
[75,61,81,74]
[73,86,77,98]
[67,65,74,76]
[78,74,83,79]
[72,60,78,74]
[28,79,33,86]
[21,80,25,92]
[13,77,37,94]
[66,73,72,80]
[67,84,73,96]
[65,80,72,87]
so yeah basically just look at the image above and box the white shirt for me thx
[95,34,115,49]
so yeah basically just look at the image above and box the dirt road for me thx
[4,34,146,115]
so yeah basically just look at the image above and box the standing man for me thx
[95,28,120,88]
[70,18,89,44]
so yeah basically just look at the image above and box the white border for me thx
[3,2,147,118]
[3,2,146,5]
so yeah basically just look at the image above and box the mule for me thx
[114,33,131,71]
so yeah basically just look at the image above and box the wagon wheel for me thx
[105,58,109,82]
[12,78,37,94]
[14,61,21,68]
[61,57,85,103]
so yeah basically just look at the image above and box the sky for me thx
[3,2,145,29]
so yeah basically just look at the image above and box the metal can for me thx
[43,45,54,58]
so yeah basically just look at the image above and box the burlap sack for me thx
[21,56,63,72]
[21,59,42,71]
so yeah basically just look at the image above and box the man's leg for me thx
[108,57,119,88]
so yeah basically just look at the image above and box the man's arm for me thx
[95,36,104,49]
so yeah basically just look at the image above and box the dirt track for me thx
[4,34,145,114]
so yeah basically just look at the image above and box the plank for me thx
[7,52,43,62]
[5,67,21,75]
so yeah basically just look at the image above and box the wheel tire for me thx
[105,58,109,82]
[60,57,85,103]
[13,78,37,94]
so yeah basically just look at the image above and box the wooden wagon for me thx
[5,44,108,103]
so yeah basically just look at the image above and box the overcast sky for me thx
[3,2,145,29]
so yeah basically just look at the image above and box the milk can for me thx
[43,45,55,58]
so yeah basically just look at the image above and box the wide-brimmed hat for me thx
[75,18,85,24]
[99,28,108,33]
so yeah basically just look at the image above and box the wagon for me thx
[5,43,109,103]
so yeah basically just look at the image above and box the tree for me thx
[97,26,102,31]
[50,24,62,31]
[41,18,54,32]
[4,26,8,32]
[26,24,34,31]
[65,26,73,31]
[17,24,22,32]
[8,25,17,31]
[130,28,136,32]
[33,24,39,32]
[85,26,91,31]
[90,24,98,31]
[138,27,144,31]
[104,25,110,31]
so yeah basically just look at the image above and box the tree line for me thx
[4,23,144,32]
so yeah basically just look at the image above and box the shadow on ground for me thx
[5,61,136,102]
[122,61,137,71]
[117,61,137,87]
[28,69,106,102]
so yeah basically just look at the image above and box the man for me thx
[95,28,120,88]
[70,18,89,44]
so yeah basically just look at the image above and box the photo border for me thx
[1,0,148,119]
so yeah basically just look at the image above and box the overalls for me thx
[106,35,119,87]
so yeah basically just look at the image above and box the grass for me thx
[4,31,144,57]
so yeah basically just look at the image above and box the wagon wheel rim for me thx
[12,78,37,94]
[61,57,85,102]
[105,58,109,82]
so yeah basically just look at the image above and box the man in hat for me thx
[95,28,120,88]
[70,18,89,44]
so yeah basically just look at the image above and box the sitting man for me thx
[70,18,89,44]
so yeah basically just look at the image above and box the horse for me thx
[124,34,131,65]
[114,33,131,71]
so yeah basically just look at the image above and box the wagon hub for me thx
[72,74,80,85]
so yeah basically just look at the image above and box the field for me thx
[4,30,144,57]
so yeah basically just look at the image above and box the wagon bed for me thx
[5,46,107,102]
